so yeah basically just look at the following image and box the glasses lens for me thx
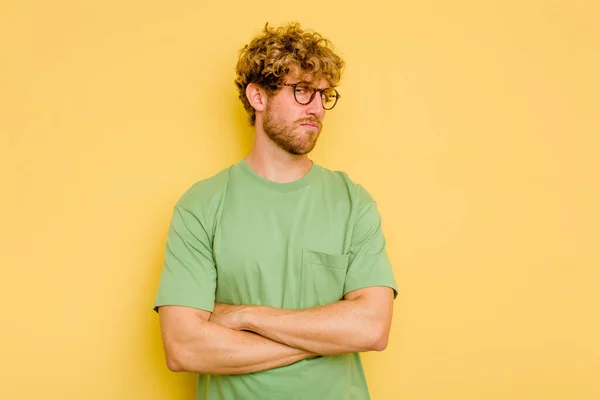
[322,88,339,110]
[294,85,313,104]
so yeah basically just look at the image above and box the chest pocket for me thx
[300,249,349,308]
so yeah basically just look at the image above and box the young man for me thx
[154,23,398,399]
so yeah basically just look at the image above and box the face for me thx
[262,76,329,156]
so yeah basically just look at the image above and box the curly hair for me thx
[235,22,345,125]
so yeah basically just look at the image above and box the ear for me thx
[246,83,267,112]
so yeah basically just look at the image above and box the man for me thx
[154,22,398,399]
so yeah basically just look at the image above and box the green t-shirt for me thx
[154,160,398,400]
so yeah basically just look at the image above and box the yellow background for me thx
[1,0,599,399]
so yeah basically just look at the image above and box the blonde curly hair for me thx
[235,22,345,125]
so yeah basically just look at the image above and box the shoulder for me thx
[317,165,376,205]
[174,165,232,218]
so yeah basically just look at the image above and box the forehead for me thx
[285,73,331,89]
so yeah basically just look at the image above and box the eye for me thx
[295,86,309,94]
[323,89,337,100]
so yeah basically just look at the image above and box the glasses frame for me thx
[280,82,341,110]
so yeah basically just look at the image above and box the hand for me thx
[209,303,254,330]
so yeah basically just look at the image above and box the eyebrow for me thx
[296,81,333,90]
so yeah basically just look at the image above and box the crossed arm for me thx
[158,286,394,375]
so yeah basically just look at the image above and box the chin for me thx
[287,143,315,156]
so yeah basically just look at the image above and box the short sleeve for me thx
[343,186,398,298]
[153,205,217,312]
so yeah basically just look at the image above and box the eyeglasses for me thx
[280,82,341,110]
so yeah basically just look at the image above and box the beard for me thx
[263,106,321,155]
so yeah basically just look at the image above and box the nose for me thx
[305,93,325,119]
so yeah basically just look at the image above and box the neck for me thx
[245,125,313,184]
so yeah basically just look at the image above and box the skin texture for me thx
[157,73,395,374]
[209,286,395,356]
[159,306,315,375]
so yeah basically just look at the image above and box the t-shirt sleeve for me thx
[343,186,398,298]
[153,205,217,312]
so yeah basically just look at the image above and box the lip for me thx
[300,123,319,129]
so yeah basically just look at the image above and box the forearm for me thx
[242,298,388,356]
[166,317,314,375]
